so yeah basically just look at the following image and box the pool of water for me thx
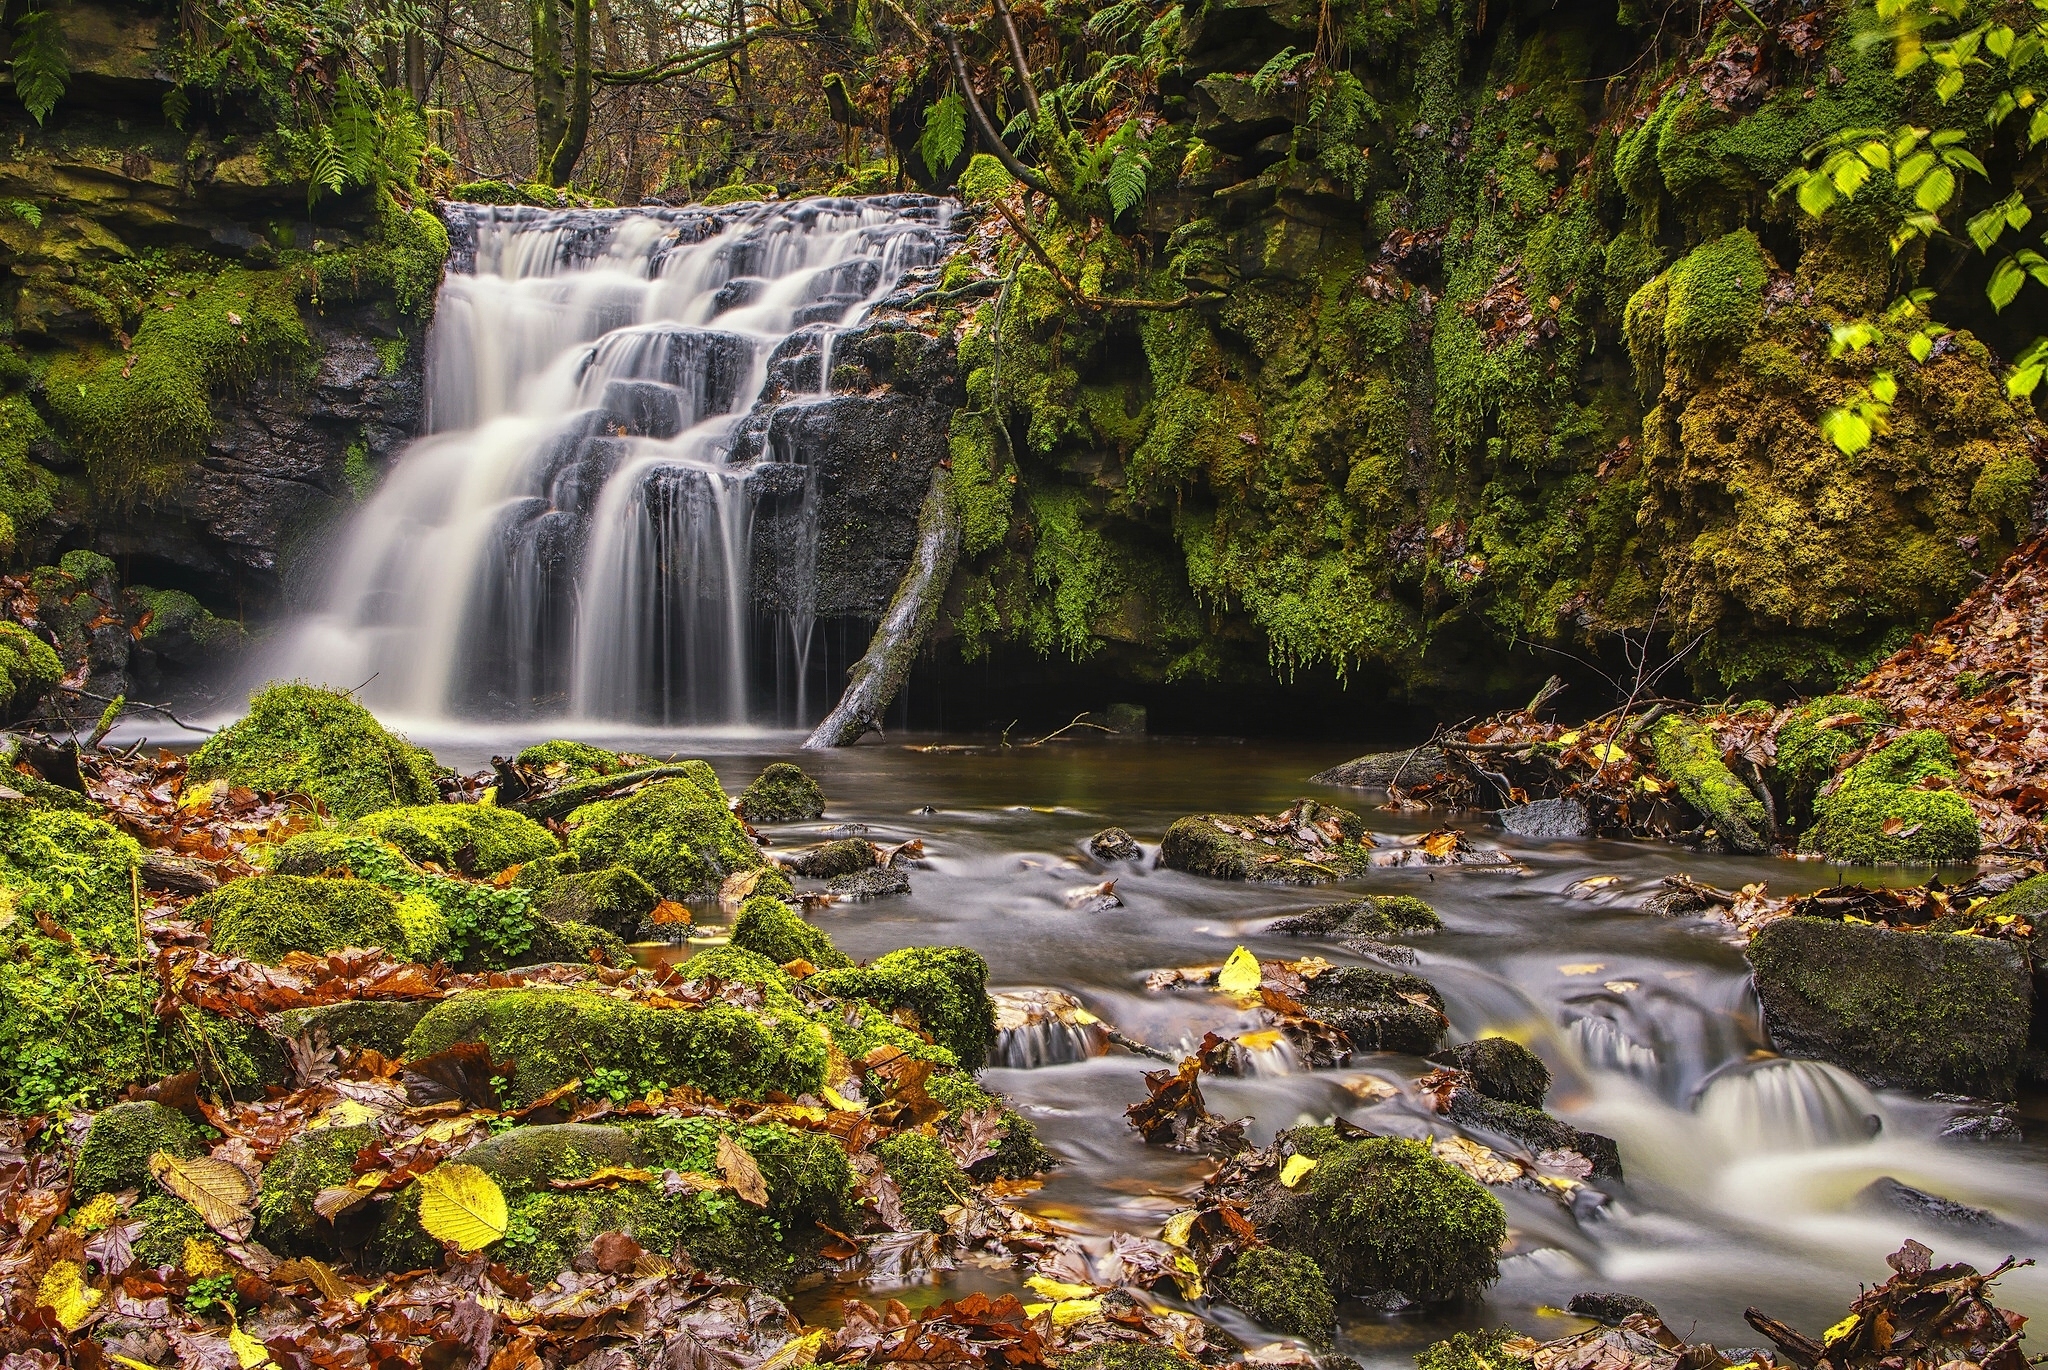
[406,726,2048,1362]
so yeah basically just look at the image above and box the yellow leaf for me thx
[111,1357,161,1370]
[70,1191,121,1230]
[314,1100,382,1130]
[1170,1251,1204,1300]
[1027,1276,1099,1301]
[1422,830,1460,859]
[1557,963,1605,976]
[717,1133,770,1207]
[1050,1298,1103,1328]
[228,1318,273,1369]
[1637,776,1664,793]
[1824,1314,1860,1346]
[417,1163,509,1251]
[150,1151,256,1240]
[37,1259,102,1331]
[178,778,226,810]
[822,1086,864,1113]
[1236,1030,1285,1051]
[759,1328,828,1370]
[416,1116,488,1145]
[1279,1155,1318,1188]
[1069,1008,1100,1025]
[1557,730,1582,745]
[1602,980,1640,994]
[1161,1209,1196,1248]
[1216,945,1262,995]
[1590,742,1629,764]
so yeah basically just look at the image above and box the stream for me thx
[380,725,2048,1362]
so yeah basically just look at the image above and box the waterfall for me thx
[266,196,954,726]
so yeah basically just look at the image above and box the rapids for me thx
[406,727,2048,1362]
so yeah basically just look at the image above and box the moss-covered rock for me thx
[0,801,143,953]
[873,1131,970,1231]
[515,740,630,779]
[130,1193,210,1270]
[1162,804,1372,882]
[193,874,436,963]
[730,894,852,969]
[404,986,829,1105]
[1236,1128,1505,1303]
[738,763,826,822]
[1054,1348,1202,1370]
[1444,1087,1622,1179]
[1270,894,1442,937]
[1805,730,1979,864]
[126,587,244,668]
[1772,695,1890,822]
[1218,1245,1336,1344]
[810,946,996,1069]
[352,804,559,876]
[529,866,660,939]
[1416,1328,1536,1370]
[273,999,435,1057]
[0,621,60,720]
[925,1074,1054,1180]
[190,684,441,821]
[1747,916,2030,1097]
[565,773,765,898]
[75,1101,206,1198]
[1649,716,1769,853]
[1296,966,1447,1055]
[1434,1037,1550,1108]
[257,1122,377,1251]
[1971,874,2048,928]
[782,838,876,879]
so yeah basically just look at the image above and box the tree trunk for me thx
[540,0,592,185]
[532,0,566,179]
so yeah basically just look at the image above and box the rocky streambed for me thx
[1,695,2042,1369]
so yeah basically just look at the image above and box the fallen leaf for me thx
[150,1151,257,1241]
[549,1166,655,1191]
[37,1259,103,1331]
[418,1163,509,1251]
[227,1318,271,1369]
[716,1134,769,1207]
[650,899,692,925]
[1557,962,1606,976]
[1026,1275,1098,1301]
[590,1230,643,1274]
[1216,945,1262,995]
[1278,1155,1318,1188]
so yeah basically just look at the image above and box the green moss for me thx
[1220,1246,1336,1344]
[1259,1129,1505,1303]
[0,941,154,1112]
[267,830,536,968]
[730,894,851,969]
[0,394,58,553]
[1649,715,1769,852]
[566,774,765,899]
[1971,874,2048,925]
[873,1131,970,1231]
[256,1122,376,1251]
[128,588,245,662]
[1416,1328,1536,1370]
[75,1101,206,1198]
[404,986,829,1105]
[190,684,441,821]
[0,622,60,717]
[0,802,142,953]
[738,763,825,823]
[273,999,433,1056]
[1772,695,1890,820]
[192,874,421,963]
[1437,1037,1551,1108]
[515,740,627,780]
[1807,731,1979,864]
[530,866,659,938]
[352,803,559,875]
[924,1074,1053,1179]
[130,1194,209,1269]
[1660,230,1769,375]
[809,946,995,1070]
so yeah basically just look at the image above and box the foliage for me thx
[9,4,68,125]
[190,684,442,821]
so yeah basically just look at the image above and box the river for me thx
[377,724,2048,1363]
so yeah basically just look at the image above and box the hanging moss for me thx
[190,684,441,821]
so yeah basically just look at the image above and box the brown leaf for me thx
[589,1231,643,1275]
[650,900,693,926]
[313,1183,376,1222]
[149,1152,257,1241]
[401,1041,504,1110]
[270,1256,365,1305]
[716,1135,769,1207]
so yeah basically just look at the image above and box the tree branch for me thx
[986,196,1198,312]
[990,0,1040,122]
[935,23,1057,199]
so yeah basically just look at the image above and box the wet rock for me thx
[738,762,825,823]
[1747,917,2031,1098]
[1268,894,1441,938]
[1432,1037,1550,1107]
[782,838,876,879]
[828,865,910,899]
[1162,800,1371,883]
[1310,746,1449,790]
[990,988,1109,1067]
[1297,966,1446,1055]
[1088,827,1143,861]
[1856,1176,2012,1231]
[1498,797,1592,839]
[1442,1080,1622,1179]
[1217,1245,1337,1345]
[1568,1292,1659,1325]
[273,1000,435,1058]
[1935,1097,2024,1142]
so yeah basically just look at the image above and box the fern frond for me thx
[12,6,71,125]
[917,91,967,179]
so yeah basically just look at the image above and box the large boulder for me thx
[189,684,441,821]
[1747,917,2031,1097]
[191,874,446,964]
[1226,1127,1505,1304]
[273,1000,434,1057]
[351,804,559,876]
[565,770,765,898]
[737,763,825,822]
[1805,731,1980,865]
[1433,1037,1551,1107]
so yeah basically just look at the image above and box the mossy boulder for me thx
[0,802,143,952]
[1806,731,1980,864]
[925,1073,1054,1180]
[1218,1245,1336,1344]
[1234,1128,1505,1303]
[379,1118,853,1282]
[273,1000,435,1057]
[515,740,630,780]
[810,946,996,1069]
[352,804,559,876]
[193,875,443,964]
[1747,916,2030,1097]
[1434,1037,1550,1108]
[730,894,852,969]
[1771,695,1889,821]
[1296,966,1447,1055]
[131,1193,210,1270]
[873,1131,970,1230]
[127,587,244,668]
[190,684,441,821]
[75,1101,206,1198]
[782,838,876,879]
[1417,1329,1537,1370]
[1270,894,1442,938]
[529,866,660,939]
[257,1121,378,1252]
[1162,804,1371,882]
[738,763,825,822]
[565,772,765,899]
[1971,874,2048,930]
[0,620,60,720]
[1649,715,1769,854]
[1444,1087,1622,1178]
[403,986,829,1105]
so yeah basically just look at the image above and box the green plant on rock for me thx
[565,773,765,899]
[1806,729,1981,863]
[873,1131,970,1231]
[352,803,559,876]
[266,830,538,967]
[810,946,996,1069]
[190,684,441,821]
[729,895,851,970]
[192,874,428,963]
[1218,1246,1336,1343]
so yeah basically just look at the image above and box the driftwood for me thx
[503,763,710,821]
[806,467,961,749]
[140,852,223,894]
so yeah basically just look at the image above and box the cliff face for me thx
[932,0,2044,707]
[0,1,439,700]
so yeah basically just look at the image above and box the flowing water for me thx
[262,197,954,726]
[406,728,2048,1362]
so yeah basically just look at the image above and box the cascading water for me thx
[265,196,955,726]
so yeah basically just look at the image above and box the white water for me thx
[264,197,952,726]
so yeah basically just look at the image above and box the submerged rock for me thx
[1432,1037,1551,1107]
[782,838,877,879]
[1088,827,1144,861]
[1498,797,1592,839]
[1856,1176,2012,1231]
[1747,917,2031,1097]
[1442,1081,1622,1179]
[1268,894,1441,938]
[739,762,826,822]
[1310,746,1449,790]
[829,865,911,899]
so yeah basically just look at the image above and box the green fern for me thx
[918,91,967,180]
[7,200,41,228]
[12,5,70,125]
[1250,46,1311,96]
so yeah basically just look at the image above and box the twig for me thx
[53,686,214,734]
[1023,712,1117,747]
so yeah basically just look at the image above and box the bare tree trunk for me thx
[541,0,593,185]
[532,0,567,178]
